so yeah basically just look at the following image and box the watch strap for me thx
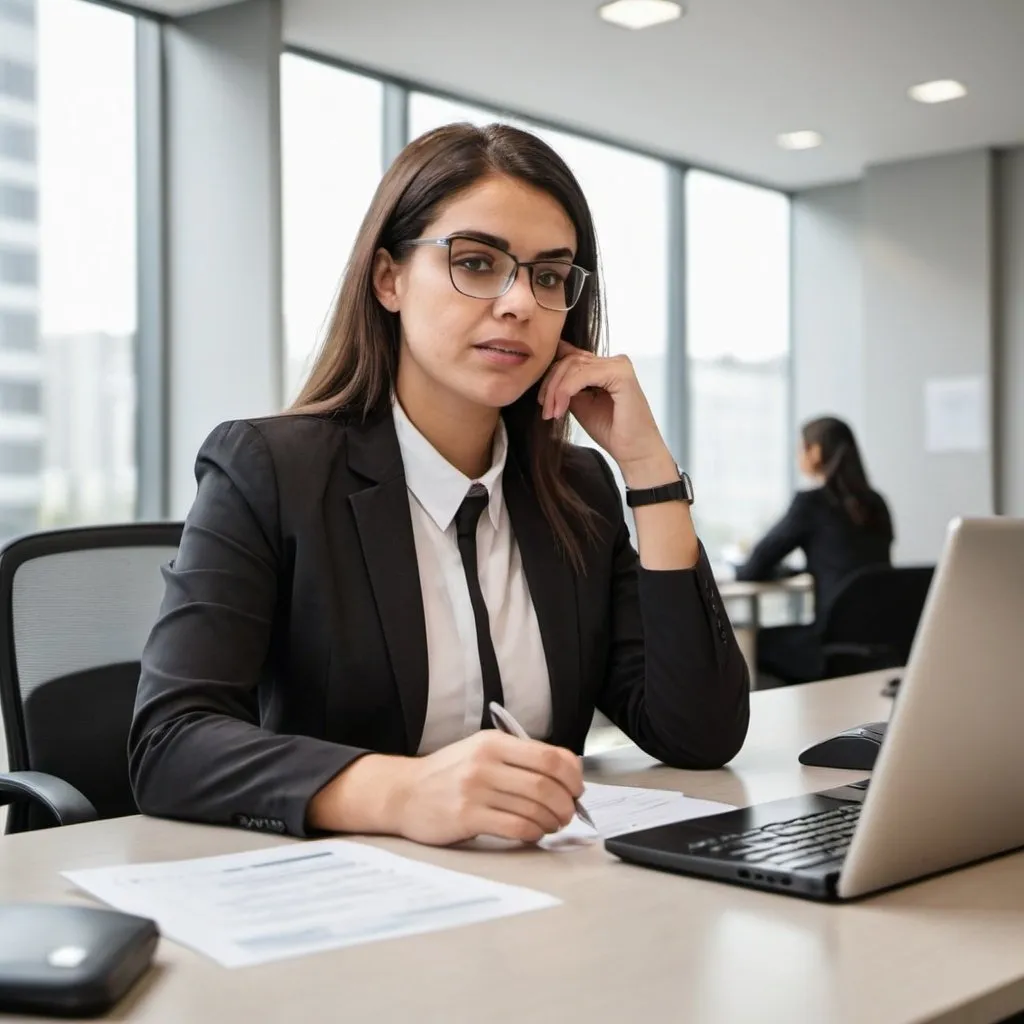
[625,472,694,508]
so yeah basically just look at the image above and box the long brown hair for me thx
[802,416,891,537]
[291,122,605,569]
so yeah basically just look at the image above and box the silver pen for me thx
[487,701,596,830]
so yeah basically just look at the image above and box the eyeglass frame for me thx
[398,233,592,311]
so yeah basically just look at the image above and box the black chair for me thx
[0,524,182,833]
[819,564,935,679]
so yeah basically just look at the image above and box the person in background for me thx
[128,123,749,847]
[735,416,894,685]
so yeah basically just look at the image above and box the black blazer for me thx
[128,409,750,837]
[735,487,894,621]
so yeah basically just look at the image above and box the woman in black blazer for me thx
[735,416,894,684]
[128,123,749,845]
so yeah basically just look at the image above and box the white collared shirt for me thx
[392,400,552,754]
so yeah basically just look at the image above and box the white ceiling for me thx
[279,0,1024,190]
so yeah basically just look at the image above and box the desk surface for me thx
[3,671,1023,1024]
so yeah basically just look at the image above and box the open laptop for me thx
[606,517,1024,901]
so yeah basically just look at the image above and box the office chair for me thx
[819,564,935,679]
[0,523,182,833]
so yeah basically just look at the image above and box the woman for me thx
[128,123,749,846]
[735,416,894,684]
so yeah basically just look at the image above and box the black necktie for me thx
[454,486,505,729]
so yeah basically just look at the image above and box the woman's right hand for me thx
[395,731,583,846]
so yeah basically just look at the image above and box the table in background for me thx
[719,573,814,683]
[3,670,1023,1024]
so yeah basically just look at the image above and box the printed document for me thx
[64,841,559,968]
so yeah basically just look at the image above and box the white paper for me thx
[63,840,559,968]
[540,782,735,850]
[925,376,988,453]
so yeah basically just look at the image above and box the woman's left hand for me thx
[538,340,673,481]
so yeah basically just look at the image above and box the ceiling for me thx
[137,0,1024,191]
[284,0,1024,190]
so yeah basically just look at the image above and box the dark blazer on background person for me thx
[128,408,750,837]
[735,486,894,622]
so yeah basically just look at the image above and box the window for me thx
[408,94,671,441]
[0,245,37,285]
[0,182,36,220]
[0,311,36,349]
[0,59,35,102]
[0,120,35,161]
[0,440,42,475]
[280,55,384,403]
[0,0,139,544]
[0,380,41,414]
[0,0,35,25]
[0,121,35,162]
[685,170,791,568]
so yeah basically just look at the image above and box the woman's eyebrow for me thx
[449,229,576,262]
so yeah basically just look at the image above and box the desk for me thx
[719,573,814,680]
[2,671,1023,1024]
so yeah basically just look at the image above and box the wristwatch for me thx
[625,468,694,508]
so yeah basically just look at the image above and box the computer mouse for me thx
[798,721,888,771]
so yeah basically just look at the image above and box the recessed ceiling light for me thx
[777,130,823,151]
[598,0,684,30]
[908,79,967,104]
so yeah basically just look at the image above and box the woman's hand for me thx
[538,340,675,485]
[309,732,583,846]
[395,732,583,846]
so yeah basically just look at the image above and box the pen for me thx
[487,701,597,831]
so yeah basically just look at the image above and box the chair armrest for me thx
[0,770,98,827]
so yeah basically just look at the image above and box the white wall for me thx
[792,183,864,435]
[792,149,1007,564]
[862,150,995,562]
[165,0,284,516]
[999,150,1024,517]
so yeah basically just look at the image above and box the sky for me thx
[37,0,136,336]
[33,18,789,367]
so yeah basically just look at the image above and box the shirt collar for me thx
[392,399,507,534]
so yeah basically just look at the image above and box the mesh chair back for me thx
[821,564,935,664]
[0,524,182,831]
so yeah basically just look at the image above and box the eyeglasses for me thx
[401,234,591,312]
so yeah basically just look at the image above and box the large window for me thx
[685,170,791,568]
[0,0,138,544]
[280,55,383,402]
[409,94,671,439]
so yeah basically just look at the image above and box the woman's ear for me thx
[371,248,401,313]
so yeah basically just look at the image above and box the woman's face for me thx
[374,174,579,414]
[799,439,823,479]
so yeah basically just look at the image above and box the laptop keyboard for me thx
[684,804,863,871]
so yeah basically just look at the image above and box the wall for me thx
[861,150,995,562]
[792,149,1008,563]
[165,0,284,516]
[791,183,864,435]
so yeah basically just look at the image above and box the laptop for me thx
[606,517,1024,901]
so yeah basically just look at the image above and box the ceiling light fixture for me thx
[777,130,823,151]
[598,0,684,30]
[908,79,967,104]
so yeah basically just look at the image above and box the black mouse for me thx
[798,721,888,770]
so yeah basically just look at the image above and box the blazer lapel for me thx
[346,410,429,753]
[502,452,582,747]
